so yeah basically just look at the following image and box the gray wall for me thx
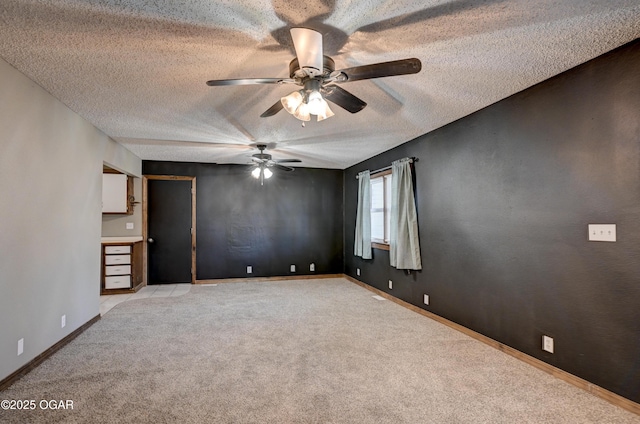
[344,40,640,403]
[0,58,141,381]
[101,176,143,237]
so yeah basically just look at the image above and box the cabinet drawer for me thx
[105,265,131,276]
[105,254,131,265]
[105,245,131,254]
[105,275,131,289]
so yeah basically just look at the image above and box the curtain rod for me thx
[356,157,418,179]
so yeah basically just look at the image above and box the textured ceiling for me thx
[1,1,639,169]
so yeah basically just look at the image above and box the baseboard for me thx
[196,274,344,284]
[100,282,144,296]
[0,314,101,391]
[343,274,640,416]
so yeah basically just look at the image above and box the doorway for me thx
[143,176,196,284]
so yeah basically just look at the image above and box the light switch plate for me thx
[588,224,616,242]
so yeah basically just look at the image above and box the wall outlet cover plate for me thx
[588,224,616,242]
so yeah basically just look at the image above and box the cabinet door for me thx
[102,173,128,213]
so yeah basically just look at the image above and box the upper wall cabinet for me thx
[102,173,133,214]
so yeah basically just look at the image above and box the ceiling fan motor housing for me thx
[252,144,272,161]
[289,55,335,80]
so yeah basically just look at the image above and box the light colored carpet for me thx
[1,278,638,423]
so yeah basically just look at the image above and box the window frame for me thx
[369,169,392,251]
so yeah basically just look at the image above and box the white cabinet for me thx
[101,241,142,293]
[104,245,132,290]
[102,173,129,213]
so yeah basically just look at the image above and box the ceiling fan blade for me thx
[251,157,265,164]
[206,78,295,86]
[274,164,295,172]
[275,159,302,163]
[322,85,367,114]
[334,58,421,83]
[260,100,285,118]
[290,28,323,74]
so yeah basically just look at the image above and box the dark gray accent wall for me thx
[344,39,640,403]
[143,162,344,279]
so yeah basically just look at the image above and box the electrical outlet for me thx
[61,315,66,328]
[357,268,360,276]
[246,266,252,274]
[424,294,429,305]
[126,222,134,230]
[310,263,315,272]
[388,280,393,289]
[543,335,554,353]
[290,264,296,272]
[18,338,24,356]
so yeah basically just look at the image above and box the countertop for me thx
[101,236,144,243]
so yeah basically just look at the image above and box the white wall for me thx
[0,58,141,381]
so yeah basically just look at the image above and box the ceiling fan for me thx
[250,144,301,185]
[206,27,422,122]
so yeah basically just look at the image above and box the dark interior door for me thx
[148,179,192,284]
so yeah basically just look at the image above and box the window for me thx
[370,170,391,249]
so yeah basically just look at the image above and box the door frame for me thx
[142,175,196,285]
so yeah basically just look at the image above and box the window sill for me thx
[372,242,390,251]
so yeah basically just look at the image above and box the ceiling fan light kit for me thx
[281,79,335,122]
[249,144,302,185]
[316,100,335,121]
[206,27,421,123]
[251,166,272,180]
[293,102,311,121]
[281,90,304,114]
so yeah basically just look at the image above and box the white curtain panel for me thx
[390,158,422,270]
[354,170,372,259]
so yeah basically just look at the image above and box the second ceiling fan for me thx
[249,144,301,185]
[206,27,421,122]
